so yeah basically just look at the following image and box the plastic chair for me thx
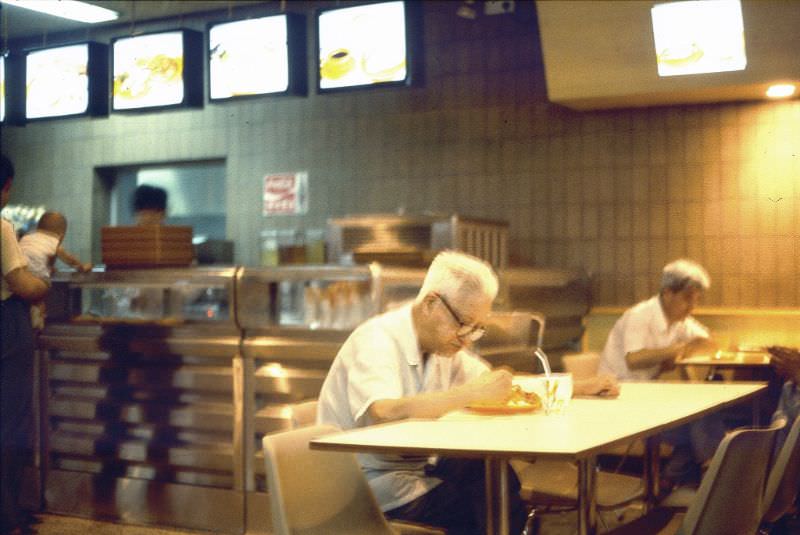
[263,424,444,535]
[604,418,786,535]
[514,457,644,533]
[762,414,800,525]
[289,399,319,428]
[562,352,600,379]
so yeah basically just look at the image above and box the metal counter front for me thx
[36,264,591,534]
[39,268,245,533]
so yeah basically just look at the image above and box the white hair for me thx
[661,259,710,292]
[416,250,499,303]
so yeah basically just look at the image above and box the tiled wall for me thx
[3,1,798,307]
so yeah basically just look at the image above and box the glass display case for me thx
[47,267,237,324]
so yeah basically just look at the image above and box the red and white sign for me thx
[263,172,308,215]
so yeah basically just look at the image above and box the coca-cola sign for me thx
[263,171,308,215]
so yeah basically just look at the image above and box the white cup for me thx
[513,373,573,415]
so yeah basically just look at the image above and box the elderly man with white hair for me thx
[599,258,717,380]
[599,258,725,489]
[318,250,527,535]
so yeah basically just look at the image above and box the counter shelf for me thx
[47,267,239,326]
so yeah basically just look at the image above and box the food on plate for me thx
[468,385,542,413]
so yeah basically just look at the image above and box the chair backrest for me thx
[289,399,319,429]
[762,414,800,523]
[263,424,394,535]
[481,311,545,348]
[561,352,600,380]
[679,419,785,535]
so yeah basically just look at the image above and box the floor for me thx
[27,507,640,534]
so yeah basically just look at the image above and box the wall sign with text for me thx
[263,172,308,215]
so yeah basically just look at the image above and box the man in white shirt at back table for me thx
[317,250,528,535]
[599,258,726,488]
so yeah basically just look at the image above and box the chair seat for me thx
[514,459,643,508]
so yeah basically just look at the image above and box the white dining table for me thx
[310,381,767,535]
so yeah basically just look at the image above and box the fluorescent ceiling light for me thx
[651,0,746,77]
[2,0,118,24]
[766,84,796,99]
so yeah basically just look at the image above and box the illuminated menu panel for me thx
[113,32,185,110]
[318,1,408,90]
[209,15,290,99]
[652,0,746,77]
[26,44,90,119]
[0,56,5,122]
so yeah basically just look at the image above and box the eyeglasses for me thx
[434,293,486,342]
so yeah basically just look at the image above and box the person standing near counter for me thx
[317,250,527,535]
[132,184,168,226]
[20,211,93,329]
[1,155,49,535]
[598,258,724,488]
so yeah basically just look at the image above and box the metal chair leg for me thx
[522,508,540,535]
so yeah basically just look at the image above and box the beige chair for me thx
[289,399,319,428]
[562,352,600,379]
[478,311,546,373]
[263,424,444,535]
[604,419,786,535]
[513,458,644,532]
[761,414,800,526]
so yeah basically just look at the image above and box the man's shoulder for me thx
[343,305,409,351]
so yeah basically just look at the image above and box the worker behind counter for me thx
[132,184,168,226]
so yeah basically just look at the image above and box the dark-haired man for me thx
[1,154,49,534]
[132,184,168,225]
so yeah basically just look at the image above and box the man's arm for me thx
[4,266,49,301]
[573,373,620,397]
[625,337,716,370]
[625,344,686,370]
[56,246,93,272]
[368,368,513,423]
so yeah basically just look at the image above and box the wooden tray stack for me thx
[101,226,194,268]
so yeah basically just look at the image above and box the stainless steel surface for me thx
[327,213,509,269]
[44,470,244,533]
[577,458,598,535]
[485,458,510,535]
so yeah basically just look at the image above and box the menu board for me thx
[317,1,408,90]
[0,56,5,122]
[26,44,90,119]
[113,32,185,110]
[209,15,290,99]
[651,0,747,77]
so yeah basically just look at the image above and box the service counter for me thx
[35,263,591,534]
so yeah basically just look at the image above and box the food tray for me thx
[102,226,193,268]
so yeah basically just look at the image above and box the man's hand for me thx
[768,346,800,384]
[465,368,514,404]
[680,337,717,359]
[573,373,620,398]
[78,262,93,273]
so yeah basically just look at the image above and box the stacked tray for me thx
[102,225,194,268]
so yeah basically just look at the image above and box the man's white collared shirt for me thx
[599,295,709,381]
[317,303,489,512]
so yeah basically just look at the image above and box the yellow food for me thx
[471,386,542,410]
[320,48,355,80]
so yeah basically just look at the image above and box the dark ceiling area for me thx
[2,0,272,44]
